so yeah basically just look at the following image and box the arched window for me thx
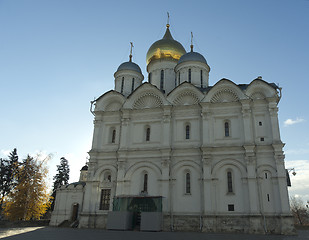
[146,127,150,141]
[143,173,148,193]
[178,72,180,85]
[227,171,233,193]
[188,69,191,83]
[175,76,177,87]
[200,70,203,88]
[111,129,116,143]
[148,72,152,84]
[185,172,191,194]
[160,70,164,90]
[131,78,135,92]
[121,77,124,94]
[185,125,190,139]
[224,121,230,137]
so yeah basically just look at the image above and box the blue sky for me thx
[0,0,308,203]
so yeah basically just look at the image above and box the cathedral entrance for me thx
[112,196,162,230]
[71,203,79,221]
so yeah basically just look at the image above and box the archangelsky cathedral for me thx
[50,22,295,234]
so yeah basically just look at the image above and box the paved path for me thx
[0,227,308,240]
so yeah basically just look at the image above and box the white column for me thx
[268,99,281,143]
[202,155,212,214]
[241,100,254,144]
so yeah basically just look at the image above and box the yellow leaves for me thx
[3,155,51,221]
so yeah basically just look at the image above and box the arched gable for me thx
[123,83,170,110]
[93,164,118,181]
[167,82,205,106]
[171,160,202,177]
[257,164,277,177]
[94,90,125,112]
[124,161,162,180]
[212,159,247,178]
[246,79,279,100]
[203,79,248,103]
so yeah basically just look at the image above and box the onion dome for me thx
[81,165,88,171]
[117,61,142,74]
[178,44,207,64]
[146,24,186,65]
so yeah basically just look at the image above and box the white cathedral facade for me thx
[50,23,295,234]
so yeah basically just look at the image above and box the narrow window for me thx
[228,204,235,211]
[188,69,191,83]
[111,129,116,143]
[178,72,180,85]
[224,122,230,137]
[160,70,164,90]
[267,194,270,202]
[121,77,124,93]
[185,172,191,194]
[200,70,203,88]
[185,125,190,139]
[149,72,152,84]
[99,189,111,210]
[265,172,268,179]
[131,78,135,92]
[107,175,111,182]
[146,127,150,141]
[259,121,262,126]
[227,171,233,193]
[175,76,177,87]
[143,173,148,192]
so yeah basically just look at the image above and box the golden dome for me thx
[146,25,186,65]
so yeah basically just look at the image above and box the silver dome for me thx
[117,61,142,74]
[178,51,207,64]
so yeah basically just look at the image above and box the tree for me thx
[0,149,19,211]
[51,157,70,210]
[290,196,309,225]
[3,154,51,220]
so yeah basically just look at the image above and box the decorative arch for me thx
[167,82,204,106]
[212,159,247,178]
[124,161,162,180]
[257,164,277,177]
[171,160,202,177]
[246,79,279,99]
[93,164,117,181]
[133,93,163,109]
[94,90,125,112]
[203,79,248,103]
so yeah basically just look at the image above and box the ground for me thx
[0,227,308,240]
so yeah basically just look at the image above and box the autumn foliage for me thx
[3,154,51,220]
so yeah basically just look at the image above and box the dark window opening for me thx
[261,137,264,141]
[227,171,233,193]
[200,70,203,88]
[146,127,150,141]
[185,125,190,139]
[149,73,152,84]
[265,172,268,179]
[225,122,230,137]
[188,69,191,83]
[228,204,235,211]
[178,72,180,85]
[259,121,262,126]
[143,173,148,193]
[100,189,111,210]
[185,172,191,194]
[131,78,135,92]
[160,70,164,90]
[267,194,270,202]
[111,129,116,143]
[121,77,124,93]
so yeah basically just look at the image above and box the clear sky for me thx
[0,0,308,203]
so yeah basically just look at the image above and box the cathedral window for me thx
[200,70,203,88]
[185,125,190,139]
[143,173,148,193]
[178,72,180,85]
[99,189,111,210]
[111,129,116,143]
[146,127,150,141]
[160,70,164,90]
[131,78,135,92]
[185,172,191,194]
[121,77,124,94]
[267,194,270,202]
[149,72,152,84]
[188,69,191,83]
[228,204,234,211]
[227,171,233,193]
[224,121,230,137]
[259,121,262,126]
